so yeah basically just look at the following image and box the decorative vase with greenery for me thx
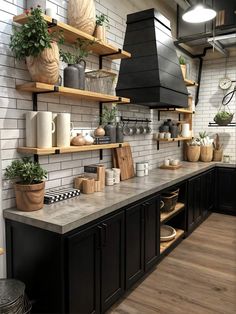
[214,110,234,126]
[179,55,186,79]
[101,105,118,143]
[5,157,47,211]
[94,13,109,42]
[60,39,92,89]
[199,132,213,162]
[10,7,63,84]
[186,138,201,162]
[213,133,223,161]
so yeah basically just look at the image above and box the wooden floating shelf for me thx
[16,83,130,104]
[158,108,193,114]
[17,143,129,156]
[157,137,192,142]
[13,14,131,60]
[160,228,185,254]
[160,203,185,223]
[184,79,198,87]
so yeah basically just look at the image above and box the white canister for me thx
[112,168,120,184]
[25,111,37,147]
[164,132,171,139]
[45,7,57,17]
[37,111,55,148]
[57,113,73,147]
[159,132,165,139]
[105,169,114,179]
[105,178,115,186]
[164,159,170,166]
[181,123,190,138]
[136,170,145,177]
[52,113,57,147]
[144,162,149,175]
[136,162,145,171]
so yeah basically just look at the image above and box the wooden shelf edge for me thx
[184,79,198,87]
[160,228,185,254]
[13,14,131,60]
[16,82,130,104]
[17,142,129,156]
[160,202,185,223]
[157,137,192,142]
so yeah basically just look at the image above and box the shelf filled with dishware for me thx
[160,202,185,224]
[17,142,129,156]
[16,83,130,104]
[160,228,185,254]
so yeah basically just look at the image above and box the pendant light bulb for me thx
[182,4,216,23]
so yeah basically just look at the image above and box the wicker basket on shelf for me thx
[161,188,179,212]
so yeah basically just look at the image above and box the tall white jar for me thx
[57,113,73,147]
[25,111,37,147]
[37,112,55,148]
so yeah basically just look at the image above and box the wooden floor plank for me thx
[108,213,236,314]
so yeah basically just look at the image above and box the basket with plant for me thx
[94,13,109,42]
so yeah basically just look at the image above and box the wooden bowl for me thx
[160,225,176,242]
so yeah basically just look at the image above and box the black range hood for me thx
[116,9,189,109]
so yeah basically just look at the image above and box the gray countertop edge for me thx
[3,162,235,234]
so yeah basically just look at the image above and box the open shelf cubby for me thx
[160,202,185,224]
[160,228,185,254]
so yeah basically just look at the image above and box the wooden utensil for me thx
[82,178,95,194]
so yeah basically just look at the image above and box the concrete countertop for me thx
[3,161,235,234]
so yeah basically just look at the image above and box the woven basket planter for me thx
[187,145,200,162]
[200,146,213,162]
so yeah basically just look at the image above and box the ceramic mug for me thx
[57,113,74,147]
[164,132,171,139]
[164,159,170,166]
[136,162,145,171]
[136,170,145,177]
[159,132,165,139]
[25,111,37,147]
[37,111,55,148]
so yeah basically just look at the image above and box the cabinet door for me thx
[201,172,208,217]
[125,202,144,289]
[100,212,125,313]
[144,195,160,271]
[68,226,100,314]
[217,168,236,215]
[188,176,201,231]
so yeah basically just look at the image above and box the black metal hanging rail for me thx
[121,117,152,123]
[208,122,236,127]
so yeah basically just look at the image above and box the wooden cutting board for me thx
[113,145,135,180]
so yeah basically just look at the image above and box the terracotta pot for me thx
[200,146,213,162]
[26,42,59,84]
[68,0,96,35]
[14,181,45,211]
[186,145,200,162]
[213,149,223,161]
[94,25,107,42]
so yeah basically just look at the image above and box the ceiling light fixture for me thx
[182,4,216,23]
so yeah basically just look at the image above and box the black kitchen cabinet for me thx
[68,225,100,314]
[125,194,160,289]
[216,167,236,215]
[188,175,201,232]
[68,211,124,314]
[201,169,215,218]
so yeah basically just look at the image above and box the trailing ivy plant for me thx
[5,157,47,185]
[10,7,64,60]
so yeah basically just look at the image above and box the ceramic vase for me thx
[74,60,86,90]
[67,0,96,35]
[94,25,107,42]
[37,111,55,148]
[26,42,59,84]
[57,113,73,147]
[25,111,37,147]
[105,123,116,143]
[64,64,80,89]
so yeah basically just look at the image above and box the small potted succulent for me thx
[5,157,47,211]
[10,7,63,84]
[94,13,109,42]
[214,110,234,126]
[179,55,186,79]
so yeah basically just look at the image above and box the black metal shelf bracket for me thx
[32,86,59,111]
[99,48,123,69]
[33,154,39,163]
[47,18,58,28]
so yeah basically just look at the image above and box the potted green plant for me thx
[101,105,118,143]
[214,110,234,126]
[10,7,63,84]
[60,39,92,89]
[179,55,186,79]
[5,157,47,211]
[94,13,109,42]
